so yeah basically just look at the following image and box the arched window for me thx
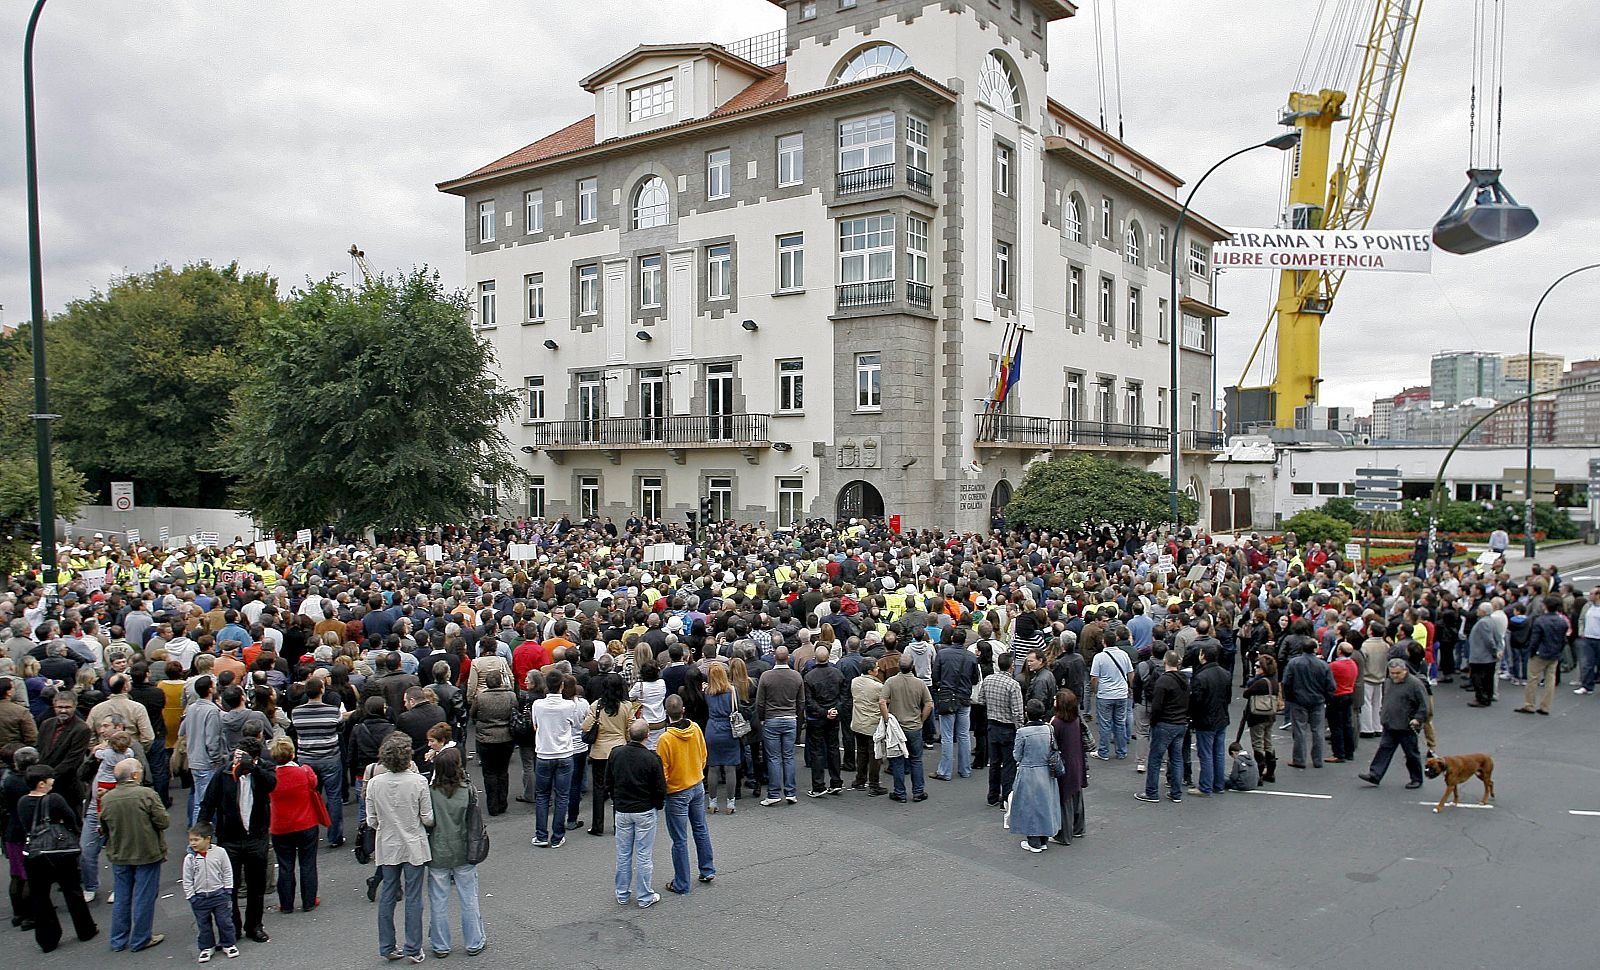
[1064,195,1084,243]
[833,44,912,85]
[1125,222,1143,265]
[632,176,669,229]
[977,53,1021,119]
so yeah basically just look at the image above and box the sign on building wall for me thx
[1213,229,1433,273]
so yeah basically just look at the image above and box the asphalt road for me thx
[5,675,1597,970]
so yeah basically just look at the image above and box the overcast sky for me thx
[3,0,1595,412]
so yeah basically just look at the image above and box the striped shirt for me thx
[289,699,342,762]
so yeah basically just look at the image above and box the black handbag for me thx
[464,787,490,866]
[24,798,79,858]
[355,820,376,865]
[1046,736,1067,780]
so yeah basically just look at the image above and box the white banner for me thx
[423,544,443,563]
[295,529,313,546]
[158,526,169,545]
[81,568,107,592]
[254,540,278,558]
[1213,228,1433,273]
[125,529,140,545]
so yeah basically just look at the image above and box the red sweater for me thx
[1330,657,1360,697]
[268,763,326,835]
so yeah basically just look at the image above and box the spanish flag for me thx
[992,330,1024,406]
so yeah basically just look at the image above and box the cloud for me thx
[2,0,1591,415]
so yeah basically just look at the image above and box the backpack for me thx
[1135,659,1162,705]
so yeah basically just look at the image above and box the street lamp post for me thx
[23,0,59,599]
[1522,263,1600,559]
[1168,131,1300,529]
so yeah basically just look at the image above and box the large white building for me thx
[438,0,1229,530]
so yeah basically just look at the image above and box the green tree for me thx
[47,262,281,507]
[1318,496,1361,525]
[1281,509,1351,547]
[1005,453,1197,533]
[216,270,523,533]
[0,325,92,577]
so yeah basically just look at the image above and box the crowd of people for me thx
[0,513,1594,961]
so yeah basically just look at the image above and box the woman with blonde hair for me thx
[703,663,744,813]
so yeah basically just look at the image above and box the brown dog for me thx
[1424,754,1495,812]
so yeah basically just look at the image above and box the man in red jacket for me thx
[1327,642,1361,763]
[511,637,550,690]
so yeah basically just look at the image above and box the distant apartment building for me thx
[1430,350,1502,406]
[1370,396,1394,439]
[1555,358,1600,444]
[1503,351,1564,395]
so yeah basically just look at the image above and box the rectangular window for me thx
[525,273,544,322]
[1158,297,1170,341]
[1317,482,1341,496]
[526,477,546,519]
[639,476,664,521]
[477,280,496,328]
[477,201,496,243]
[1291,482,1314,496]
[482,486,498,511]
[639,255,663,309]
[579,475,600,518]
[996,144,1012,197]
[1099,276,1114,328]
[777,477,805,527]
[1182,313,1209,352]
[838,214,895,283]
[838,112,895,172]
[800,1,817,19]
[525,190,544,233]
[525,376,545,421]
[839,0,857,8]
[1100,197,1113,239]
[906,117,930,174]
[777,234,805,292]
[1188,239,1210,278]
[576,264,600,316]
[1128,286,1142,336]
[1158,225,1168,264]
[995,242,1011,299]
[906,216,929,286]
[706,477,732,521]
[777,133,805,187]
[1096,380,1115,423]
[1190,393,1202,431]
[577,373,602,443]
[1157,387,1169,428]
[577,178,598,224]
[856,353,882,411]
[778,358,804,413]
[707,244,732,300]
[1066,373,1084,421]
[626,79,674,121]
[707,149,732,200]
[1126,384,1144,426]
[1068,266,1083,318]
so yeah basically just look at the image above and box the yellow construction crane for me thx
[1237,0,1425,428]
[348,244,373,285]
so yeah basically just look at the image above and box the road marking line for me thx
[1419,802,1493,810]
[1243,789,1333,799]
[1569,810,1600,816]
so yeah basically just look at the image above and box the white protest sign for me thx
[254,540,278,558]
[81,568,106,592]
[423,544,443,562]
[125,529,140,545]
[198,532,219,547]
[158,527,169,545]
[295,529,313,546]
[1213,228,1433,273]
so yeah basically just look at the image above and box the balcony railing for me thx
[974,413,1169,450]
[837,163,895,195]
[534,413,770,449]
[907,166,932,194]
[837,280,895,308]
[1184,429,1226,450]
[906,281,932,308]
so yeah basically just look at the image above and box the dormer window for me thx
[627,79,674,122]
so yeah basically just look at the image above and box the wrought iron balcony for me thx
[1183,429,1226,450]
[837,280,895,308]
[533,413,770,449]
[837,163,895,195]
[973,413,1170,450]
[906,281,932,308]
[906,166,932,194]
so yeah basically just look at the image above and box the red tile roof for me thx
[455,64,790,184]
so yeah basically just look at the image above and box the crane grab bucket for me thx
[1432,168,1539,255]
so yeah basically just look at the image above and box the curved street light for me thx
[1522,263,1600,558]
[24,0,58,599]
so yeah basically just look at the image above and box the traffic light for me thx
[700,496,714,523]
[686,511,698,530]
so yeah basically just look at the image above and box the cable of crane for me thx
[1091,0,1108,132]
[1108,0,1125,140]
[1432,0,1537,254]
[1294,0,1333,90]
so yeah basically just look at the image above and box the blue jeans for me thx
[1509,647,1530,681]
[613,810,656,902]
[307,757,344,843]
[426,864,486,955]
[888,726,926,797]
[1194,728,1228,794]
[189,766,218,827]
[1580,638,1600,691]
[664,783,715,893]
[936,706,972,778]
[566,751,587,823]
[377,862,426,958]
[109,861,162,951]
[762,717,797,798]
[78,804,101,893]
[1096,696,1130,758]
[189,888,236,951]
[1145,722,1186,799]
[533,756,573,842]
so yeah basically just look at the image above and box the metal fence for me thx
[533,413,770,448]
